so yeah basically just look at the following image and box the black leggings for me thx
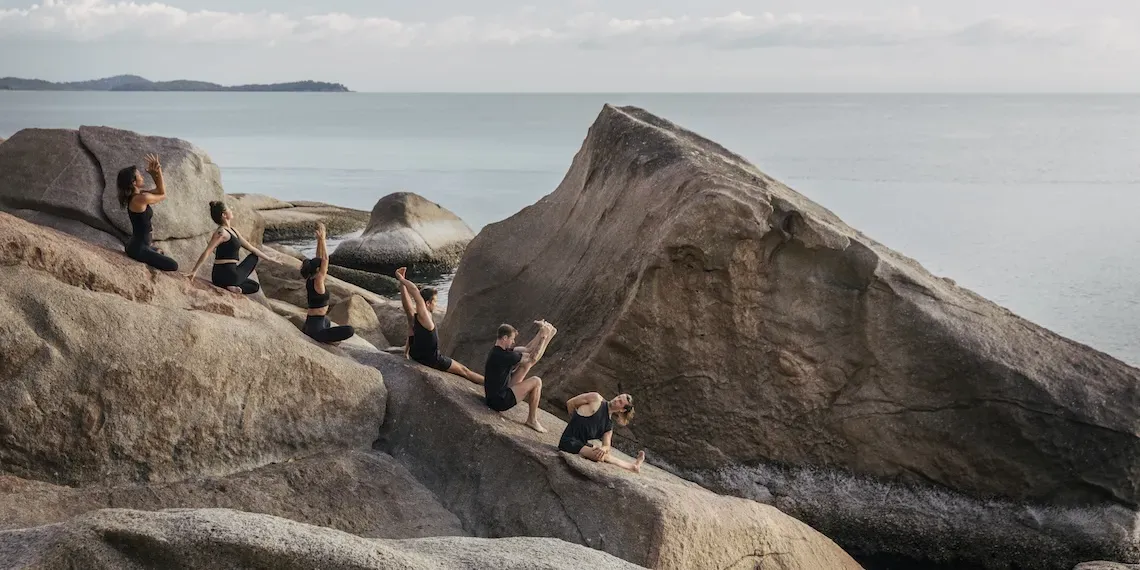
[212,255,260,294]
[126,242,178,272]
[303,315,355,344]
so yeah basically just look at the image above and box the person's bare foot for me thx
[226,286,243,294]
[632,451,646,473]
[525,419,548,433]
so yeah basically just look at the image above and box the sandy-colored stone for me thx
[439,105,1140,569]
[0,508,643,570]
[229,193,294,211]
[0,212,384,487]
[0,451,463,539]
[329,295,390,348]
[330,192,473,274]
[260,203,370,242]
[356,350,862,570]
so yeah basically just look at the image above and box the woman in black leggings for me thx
[117,154,178,272]
[185,201,280,293]
[300,223,355,344]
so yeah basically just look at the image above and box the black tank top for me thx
[127,205,153,246]
[409,315,439,359]
[214,228,240,261]
[306,277,330,309]
[563,401,614,444]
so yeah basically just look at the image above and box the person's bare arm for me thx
[565,392,599,416]
[600,430,614,453]
[185,231,226,279]
[232,229,276,261]
[314,223,330,292]
[395,267,416,319]
[137,154,167,205]
[394,268,434,330]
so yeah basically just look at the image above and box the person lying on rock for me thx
[117,154,179,272]
[393,267,484,385]
[298,223,355,344]
[559,392,645,473]
[483,321,558,433]
[184,201,282,294]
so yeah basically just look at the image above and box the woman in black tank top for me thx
[558,392,645,473]
[393,267,484,385]
[116,154,178,272]
[298,223,355,344]
[185,201,279,294]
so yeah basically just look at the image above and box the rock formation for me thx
[0,127,262,268]
[439,105,1140,568]
[0,508,643,570]
[356,350,862,570]
[1076,563,1140,570]
[226,194,369,242]
[330,192,474,275]
[329,295,391,349]
[0,213,384,486]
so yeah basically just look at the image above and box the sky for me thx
[1,0,1139,92]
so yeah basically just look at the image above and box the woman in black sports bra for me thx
[298,223,355,344]
[186,201,279,294]
[116,154,178,272]
[393,267,484,385]
[559,392,645,473]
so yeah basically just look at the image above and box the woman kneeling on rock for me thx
[393,267,484,385]
[117,154,179,272]
[559,392,645,473]
[185,201,280,294]
[299,223,355,344]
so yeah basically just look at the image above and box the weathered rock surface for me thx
[0,508,643,570]
[258,202,370,242]
[330,192,474,274]
[0,213,384,487]
[229,193,294,211]
[328,264,400,295]
[356,350,862,570]
[329,295,390,349]
[1076,563,1140,570]
[439,105,1140,568]
[0,126,262,268]
[0,451,463,539]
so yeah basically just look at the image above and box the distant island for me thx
[0,75,350,92]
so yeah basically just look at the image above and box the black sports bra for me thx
[214,228,240,261]
[306,277,330,309]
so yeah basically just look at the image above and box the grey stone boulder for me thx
[331,192,474,275]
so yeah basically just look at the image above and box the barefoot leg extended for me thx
[509,375,546,433]
[448,360,485,385]
[581,446,645,474]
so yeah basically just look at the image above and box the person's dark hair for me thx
[421,287,438,304]
[300,258,321,279]
[209,201,228,225]
[116,166,139,207]
[497,324,517,339]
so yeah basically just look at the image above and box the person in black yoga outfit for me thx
[559,392,645,473]
[185,201,280,294]
[299,223,355,344]
[117,154,178,272]
[484,321,557,433]
[393,267,484,385]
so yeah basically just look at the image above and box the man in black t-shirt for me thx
[484,320,557,433]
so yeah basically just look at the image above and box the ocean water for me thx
[1,92,1138,366]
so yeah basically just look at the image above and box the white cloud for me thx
[0,0,1135,52]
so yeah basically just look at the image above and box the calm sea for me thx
[1,92,1137,366]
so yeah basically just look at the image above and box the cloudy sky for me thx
[1,0,1138,91]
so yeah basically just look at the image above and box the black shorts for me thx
[486,390,517,412]
[412,352,453,372]
[559,438,587,454]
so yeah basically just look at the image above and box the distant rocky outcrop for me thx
[357,350,862,570]
[0,213,383,487]
[439,105,1140,568]
[228,194,369,242]
[0,509,641,570]
[0,75,350,92]
[0,126,262,269]
[330,192,474,275]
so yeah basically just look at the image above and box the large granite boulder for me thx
[330,192,474,275]
[0,213,384,487]
[439,105,1140,568]
[0,508,643,570]
[0,126,262,268]
[355,350,862,570]
[0,451,463,539]
[329,295,391,349]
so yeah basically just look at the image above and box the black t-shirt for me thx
[484,346,523,402]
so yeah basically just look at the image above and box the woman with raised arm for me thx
[559,392,645,473]
[185,201,279,294]
[299,223,355,344]
[117,154,179,272]
[393,267,484,385]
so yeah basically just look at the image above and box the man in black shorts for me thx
[484,321,556,433]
